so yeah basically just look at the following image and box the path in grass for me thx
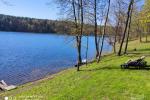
[0,39,150,100]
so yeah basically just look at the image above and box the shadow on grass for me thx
[80,65,150,72]
[141,41,150,43]
[128,48,150,53]
[137,48,150,52]
[127,52,147,55]
[123,67,150,70]
[80,66,120,72]
[125,52,150,57]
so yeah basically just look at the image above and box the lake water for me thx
[0,32,112,85]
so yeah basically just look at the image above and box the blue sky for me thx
[0,0,59,20]
[0,0,145,20]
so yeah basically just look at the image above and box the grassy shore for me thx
[0,38,150,100]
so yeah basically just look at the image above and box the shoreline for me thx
[18,52,112,85]
[0,53,113,94]
[0,68,72,94]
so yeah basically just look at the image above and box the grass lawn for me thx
[0,38,150,100]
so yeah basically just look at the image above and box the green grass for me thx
[0,39,150,100]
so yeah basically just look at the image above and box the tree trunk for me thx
[140,33,142,42]
[86,36,89,66]
[77,0,83,71]
[72,0,82,71]
[137,20,142,43]
[146,32,148,42]
[118,0,134,56]
[77,37,82,71]
[114,21,120,53]
[98,0,111,62]
[98,19,103,53]
[124,4,133,54]
[94,0,99,59]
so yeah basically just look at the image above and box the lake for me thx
[0,32,112,85]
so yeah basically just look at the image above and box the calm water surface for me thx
[0,32,112,85]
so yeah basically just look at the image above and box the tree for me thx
[98,0,111,62]
[118,0,134,56]
[72,0,82,71]
[113,0,123,53]
[124,4,134,54]
[55,0,83,71]
[76,0,84,71]
[85,36,89,65]
[94,0,99,59]
[142,0,150,42]
[143,0,150,13]
[113,17,120,53]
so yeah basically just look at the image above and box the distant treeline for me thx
[0,14,95,34]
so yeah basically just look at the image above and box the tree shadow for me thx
[79,49,150,72]
[141,41,150,43]
[128,48,150,53]
[101,58,117,63]
[80,66,120,72]
[127,52,146,55]
[138,48,150,52]
[125,52,150,57]
[80,65,150,72]
[123,67,150,70]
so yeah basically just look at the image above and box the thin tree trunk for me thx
[146,21,148,42]
[94,0,99,59]
[114,20,120,53]
[78,0,80,23]
[80,0,83,37]
[98,0,111,62]
[124,4,133,54]
[77,37,82,71]
[146,32,148,42]
[137,20,142,42]
[118,0,134,56]
[140,32,142,42]
[86,36,89,66]
[98,19,103,50]
[77,0,83,71]
[72,0,82,71]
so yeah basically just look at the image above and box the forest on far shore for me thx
[0,14,96,34]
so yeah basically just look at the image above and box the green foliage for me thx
[0,38,150,99]
[143,0,150,12]
[0,14,115,35]
[0,14,98,35]
[139,0,150,32]
[0,14,74,34]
